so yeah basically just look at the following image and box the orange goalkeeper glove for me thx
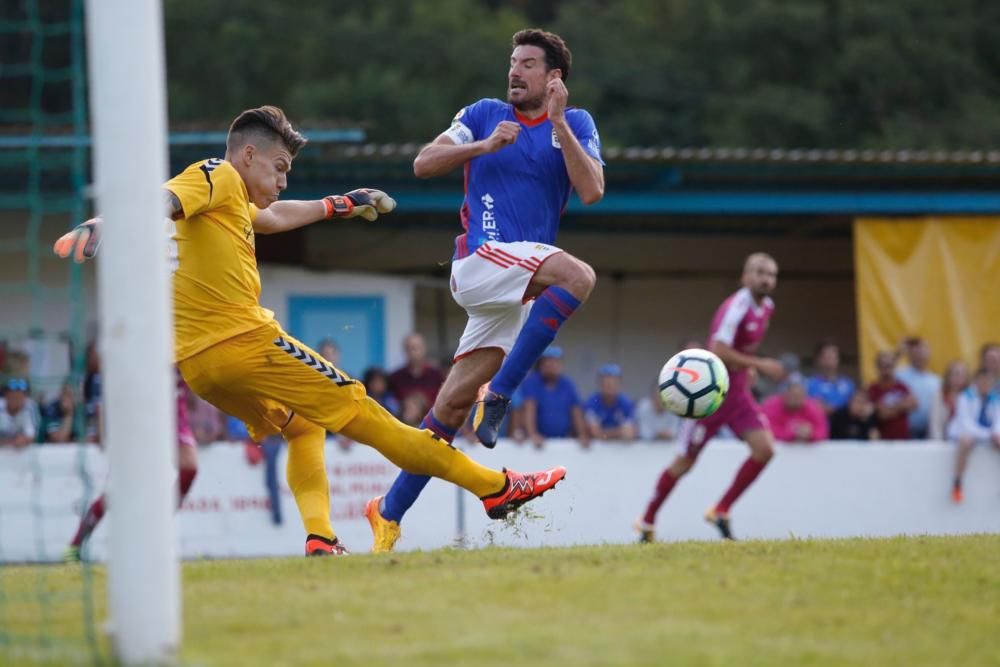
[53,217,102,262]
[322,188,396,222]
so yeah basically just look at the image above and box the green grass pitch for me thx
[2,535,998,666]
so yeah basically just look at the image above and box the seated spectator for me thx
[0,378,38,448]
[829,390,879,441]
[895,337,941,439]
[316,338,341,367]
[506,386,527,443]
[187,389,226,444]
[41,381,82,443]
[635,383,681,441]
[400,391,429,428]
[948,367,1000,503]
[755,351,801,401]
[225,415,251,442]
[761,373,828,443]
[83,341,102,442]
[979,342,1000,389]
[521,347,588,448]
[585,364,636,441]
[929,360,970,440]
[362,367,400,417]
[867,350,917,440]
[806,340,855,415]
[388,333,445,408]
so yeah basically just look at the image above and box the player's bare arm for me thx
[252,190,396,235]
[413,122,521,179]
[547,79,604,205]
[710,339,786,381]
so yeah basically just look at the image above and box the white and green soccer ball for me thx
[658,348,730,419]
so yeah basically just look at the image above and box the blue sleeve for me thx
[567,109,604,165]
[449,98,495,143]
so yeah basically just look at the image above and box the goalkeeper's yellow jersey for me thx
[165,158,274,361]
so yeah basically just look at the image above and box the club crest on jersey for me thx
[551,130,561,149]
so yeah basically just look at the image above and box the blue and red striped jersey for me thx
[443,98,603,259]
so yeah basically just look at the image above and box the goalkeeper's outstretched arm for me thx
[54,188,396,261]
[253,189,396,235]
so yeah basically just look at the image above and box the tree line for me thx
[28,0,1000,150]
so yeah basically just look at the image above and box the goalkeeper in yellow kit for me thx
[55,105,565,555]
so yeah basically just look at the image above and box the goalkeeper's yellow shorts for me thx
[178,322,367,441]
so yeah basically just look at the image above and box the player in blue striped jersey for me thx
[366,29,604,551]
[366,29,605,552]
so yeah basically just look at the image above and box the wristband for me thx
[322,195,354,219]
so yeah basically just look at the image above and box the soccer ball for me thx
[658,348,729,419]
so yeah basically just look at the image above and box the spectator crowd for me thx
[3,332,998,502]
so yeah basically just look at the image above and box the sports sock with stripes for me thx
[490,286,580,397]
[380,411,457,522]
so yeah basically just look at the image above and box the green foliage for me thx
[163,0,1000,148]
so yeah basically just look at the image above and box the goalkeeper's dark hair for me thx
[512,29,572,82]
[227,105,306,157]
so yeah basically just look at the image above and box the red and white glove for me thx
[322,188,396,222]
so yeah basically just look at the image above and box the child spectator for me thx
[929,360,970,440]
[362,367,400,417]
[829,389,879,441]
[948,367,1000,503]
[0,378,38,448]
[806,340,855,415]
[41,382,82,443]
[867,351,917,440]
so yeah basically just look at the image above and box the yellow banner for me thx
[854,217,1000,383]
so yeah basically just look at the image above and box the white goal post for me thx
[84,0,179,663]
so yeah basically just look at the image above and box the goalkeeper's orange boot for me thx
[365,495,401,553]
[305,534,349,556]
[481,466,566,519]
[704,507,735,541]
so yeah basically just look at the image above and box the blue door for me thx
[287,296,386,379]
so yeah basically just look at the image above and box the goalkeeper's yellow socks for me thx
[339,398,506,498]
[283,415,335,540]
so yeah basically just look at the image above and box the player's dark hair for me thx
[512,29,572,82]
[227,105,306,157]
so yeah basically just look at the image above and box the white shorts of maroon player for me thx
[450,240,564,360]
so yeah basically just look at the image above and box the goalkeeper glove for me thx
[53,217,102,263]
[322,188,397,222]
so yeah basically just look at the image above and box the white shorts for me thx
[450,240,564,359]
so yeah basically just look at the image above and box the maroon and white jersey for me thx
[707,287,775,390]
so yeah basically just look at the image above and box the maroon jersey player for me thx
[638,253,785,541]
